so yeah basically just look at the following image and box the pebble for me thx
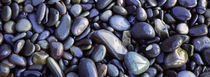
[172,6,191,21]
[176,23,189,34]
[21,70,42,77]
[11,3,19,19]
[131,22,155,40]
[165,0,177,8]
[14,39,25,54]
[112,5,127,15]
[55,14,71,40]
[154,19,169,39]
[32,52,49,64]
[3,21,15,33]
[47,57,64,77]
[177,71,196,77]
[165,48,188,68]
[70,4,82,17]
[50,42,63,60]
[161,35,183,52]
[109,15,130,31]
[32,0,44,6]
[200,72,210,77]
[204,9,210,18]
[15,18,32,32]
[1,6,12,21]
[70,46,83,58]
[178,0,197,8]
[38,30,50,40]
[36,3,46,24]
[24,4,33,13]
[193,36,210,51]
[14,0,25,3]
[12,32,26,42]
[91,44,106,62]
[193,53,204,65]
[2,59,15,69]
[9,54,26,66]
[66,72,79,77]
[21,40,35,56]
[47,8,59,26]
[0,44,12,60]
[97,64,107,77]
[145,43,160,58]
[64,37,74,50]
[164,13,176,24]
[55,2,66,15]
[89,8,99,18]
[146,67,157,77]
[189,24,208,36]
[124,52,150,75]
[97,0,113,10]
[107,64,119,76]
[137,7,147,21]
[92,29,128,60]
[0,63,10,77]
[79,58,98,77]
[202,49,210,65]
[28,13,44,33]
[71,17,89,36]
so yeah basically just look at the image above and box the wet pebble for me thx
[178,0,197,8]
[124,52,150,75]
[14,39,25,54]
[3,21,15,33]
[79,58,98,77]
[55,14,71,40]
[161,35,183,52]
[33,52,49,64]
[100,10,112,21]
[131,22,155,40]
[176,23,189,34]
[0,44,12,60]
[165,48,188,68]
[189,24,208,36]
[91,44,106,62]
[177,71,196,77]
[1,6,12,21]
[70,4,82,17]
[172,6,191,21]
[70,46,83,58]
[21,40,35,56]
[92,29,127,60]
[109,15,130,31]
[97,0,113,10]
[145,43,160,58]
[112,5,127,15]
[47,57,64,77]
[107,64,119,76]
[15,19,32,32]
[193,36,210,51]
[9,54,26,66]
[50,41,64,60]
[71,17,89,36]
[0,63,10,77]
[137,7,147,21]
[97,64,107,77]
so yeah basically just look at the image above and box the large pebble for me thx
[50,42,63,60]
[1,6,12,21]
[79,58,98,77]
[16,19,32,32]
[36,3,46,24]
[109,15,130,31]
[0,63,10,77]
[21,40,35,56]
[28,13,44,33]
[193,36,210,51]
[124,52,150,75]
[47,57,64,77]
[145,43,160,58]
[161,35,183,52]
[165,48,188,68]
[100,10,112,21]
[202,49,210,65]
[131,22,155,40]
[177,71,196,77]
[33,52,49,64]
[70,4,82,17]
[172,6,191,21]
[189,24,208,36]
[92,29,127,60]
[55,14,71,40]
[9,54,26,66]
[137,7,147,21]
[107,64,119,76]
[91,44,106,62]
[47,8,59,26]
[3,21,15,33]
[0,44,12,60]
[178,0,197,8]
[176,23,189,34]
[154,19,169,39]
[97,0,113,10]
[71,17,89,36]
